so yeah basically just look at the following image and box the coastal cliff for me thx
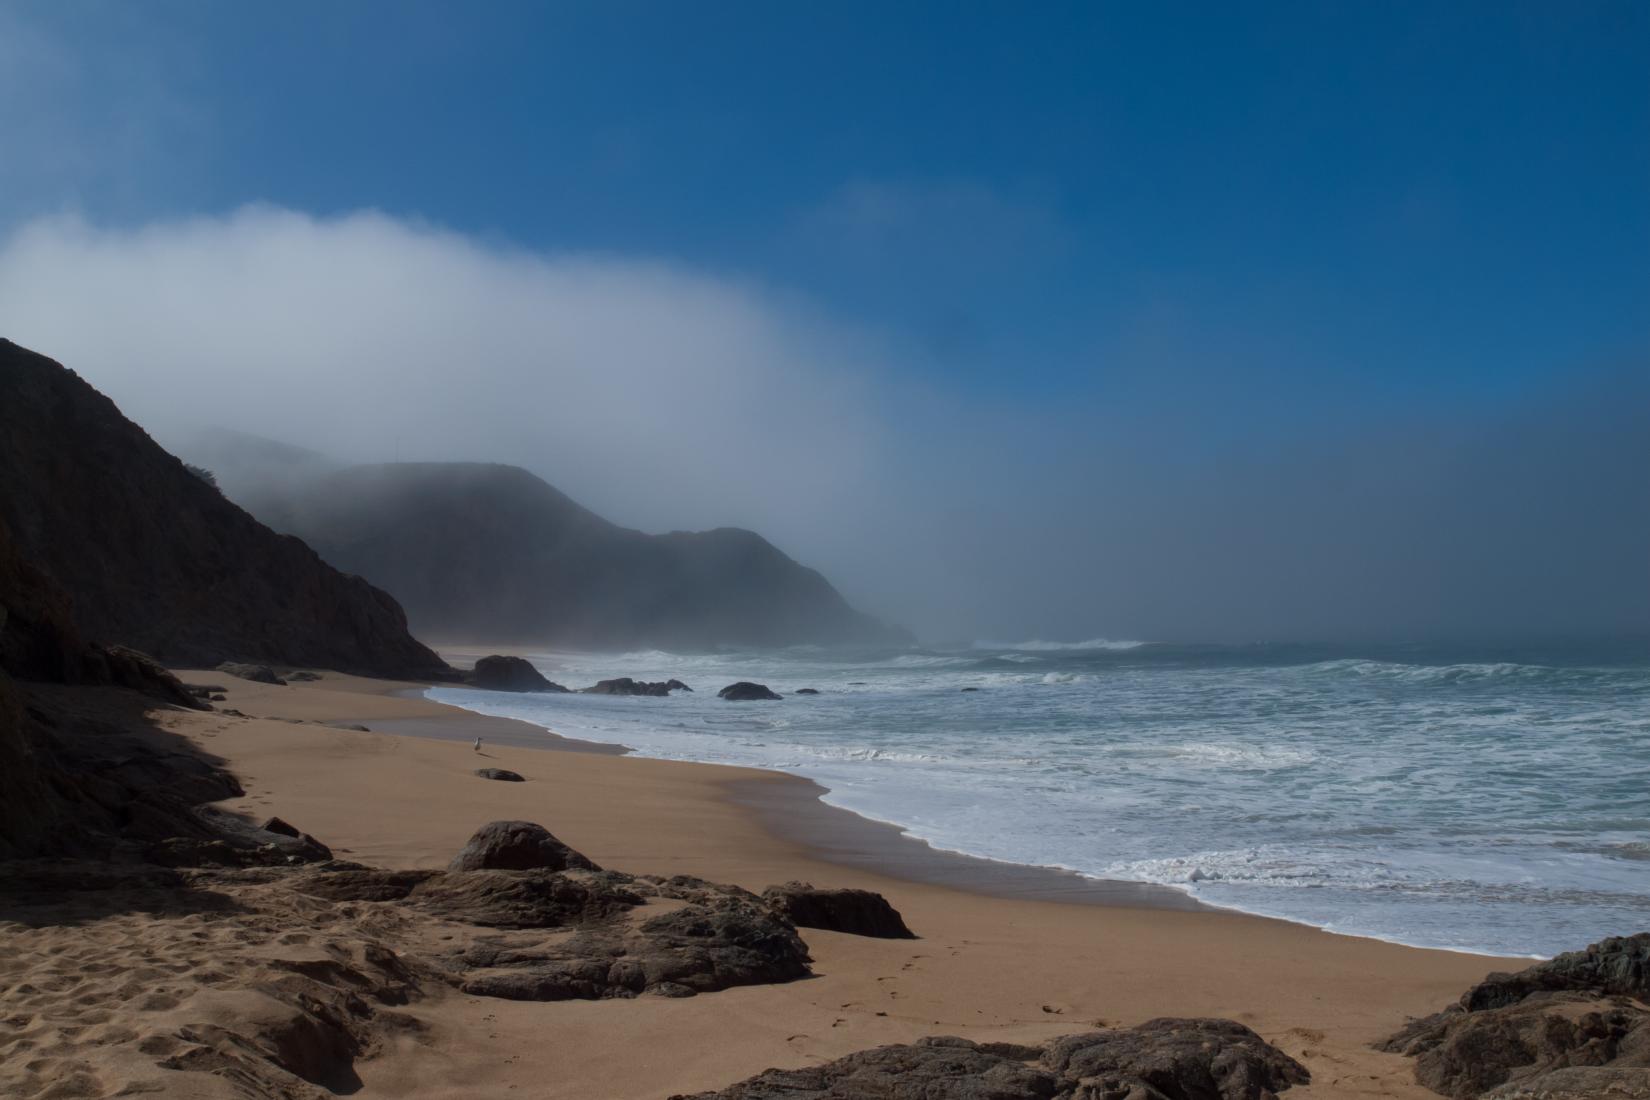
[0,340,447,678]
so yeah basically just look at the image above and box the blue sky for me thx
[2,2,1646,640]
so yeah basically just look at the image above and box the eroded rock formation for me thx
[1381,934,1650,1098]
[674,1019,1310,1100]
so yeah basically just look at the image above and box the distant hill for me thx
[0,339,448,678]
[224,459,905,650]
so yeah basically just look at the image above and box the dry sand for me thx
[2,669,1523,1099]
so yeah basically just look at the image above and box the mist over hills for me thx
[171,431,906,651]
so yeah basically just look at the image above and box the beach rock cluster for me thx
[448,820,601,872]
[292,823,817,1002]
[465,654,569,692]
[675,1018,1310,1099]
[583,676,692,696]
[762,881,916,939]
[1380,934,1650,1098]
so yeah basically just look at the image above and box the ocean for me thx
[427,639,1650,958]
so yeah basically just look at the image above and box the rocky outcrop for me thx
[447,820,600,873]
[475,767,525,782]
[674,1019,1309,1099]
[0,339,448,678]
[762,881,916,939]
[209,456,909,651]
[1381,934,1650,1098]
[719,681,782,701]
[794,687,820,695]
[455,881,812,1002]
[465,654,568,692]
[217,661,286,685]
[583,677,691,696]
[297,840,814,1002]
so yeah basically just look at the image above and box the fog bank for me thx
[2,207,1643,643]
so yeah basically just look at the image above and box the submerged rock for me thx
[448,820,599,873]
[794,687,820,695]
[582,677,691,696]
[466,655,569,693]
[762,881,915,939]
[718,681,782,701]
[675,1018,1309,1099]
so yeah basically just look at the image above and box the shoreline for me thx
[393,684,1211,913]
[148,667,1522,1098]
[410,683,1528,956]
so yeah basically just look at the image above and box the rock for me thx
[184,682,229,697]
[1382,994,1650,1098]
[794,688,820,695]
[465,655,569,693]
[1485,1066,1650,1098]
[217,661,286,685]
[1042,1018,1312,1099]
[286,670,322,682]
[762,881,915,939]
[1464,935,1650,1009]
[718,681,782,701]
[674,1036,1058,1100]
[448,820,599,873]
[261,816,302,838]
[674,1019,1309,1099]
[210,693,225,701]
[961,686,980,692]
[1381,934,1650,1099]
[475,768,525,782]
[412,869,642,929]
[459,890,811,1001]
[582,677,691,696]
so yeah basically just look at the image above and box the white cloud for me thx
[0,206,893,547]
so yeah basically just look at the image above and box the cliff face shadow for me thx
[0,861,252,929]
[0,682,263,927]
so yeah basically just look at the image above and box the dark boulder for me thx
[583,677,691,696]
[794,688,820,695]
[413,869,642,929]
[466,655,568,693]
[1381,934,1650,1099]
[217,662,286,685]
[475,768,525,782]
[673,1019,1308,1099]
[762,881,915,939]
[448,820,599,873]
[1041,1018,1312,1099]
[718,681,782,701]
[673,1036,1059,1100]
[1486,1066,1650,1097]
[460,891,811,1001]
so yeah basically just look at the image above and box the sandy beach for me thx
[4,668,1506,1099]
